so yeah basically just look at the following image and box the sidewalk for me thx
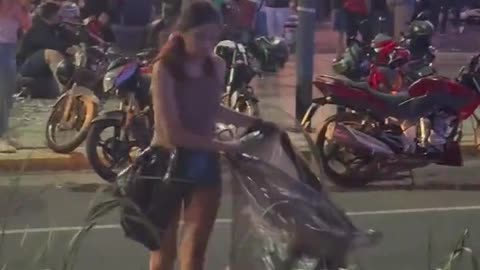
[1,52,479,172]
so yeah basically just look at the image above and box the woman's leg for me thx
[44,49,66,94]
[265,7,277,37]
[149,207,181,270]
[178,184,222,270]
[335,31,345,60]
[344,11,358,45]
[0,44,17,153]
[275,7,291,38]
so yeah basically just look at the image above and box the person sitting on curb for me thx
[17,2,79,97]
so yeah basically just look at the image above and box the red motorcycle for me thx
[301,54,480,188]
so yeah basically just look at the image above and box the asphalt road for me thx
[1,162,480,270]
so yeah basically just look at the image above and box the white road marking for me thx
[3,205,480,235]
[346,205,480,216]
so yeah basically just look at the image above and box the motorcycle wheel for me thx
[86,119,142,182]
[316,113,376,188]
[46,95,98,154]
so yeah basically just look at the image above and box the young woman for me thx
[0,0,31,153]
[148,1,271,270]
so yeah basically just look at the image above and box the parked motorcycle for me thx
[333,13,436,92]
[85,57,152,182]
[45,43,107,153]
[302,54,480,187]
[214,40,261,116]
[45,43,155,154]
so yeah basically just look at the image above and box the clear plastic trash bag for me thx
[226,129,381,270]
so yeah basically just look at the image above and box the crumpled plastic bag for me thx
[227,130,381,270]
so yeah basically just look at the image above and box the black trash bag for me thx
[227,129,381,270]
[115,147,189,251]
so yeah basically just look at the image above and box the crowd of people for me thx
[330,0,477,61]
[0,0,152,153]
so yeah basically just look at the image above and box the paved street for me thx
[1,167,480,270]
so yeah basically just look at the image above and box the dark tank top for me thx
[174,74,222,138]
[173,73,223,185]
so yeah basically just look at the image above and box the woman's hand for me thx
[218,139,242,153]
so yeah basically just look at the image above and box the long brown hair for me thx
[156,1,222,81]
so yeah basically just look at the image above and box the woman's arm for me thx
[151,62,238,152]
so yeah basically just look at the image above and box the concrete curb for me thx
[0,142,478,173]
[0,149,90,173]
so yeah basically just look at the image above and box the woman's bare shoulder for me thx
[151,61,175,91]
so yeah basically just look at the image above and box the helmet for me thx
[408,20,434,37]
[251,36,289,72]
[59,1,80,24]
[55,59,75,86]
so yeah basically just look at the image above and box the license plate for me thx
[325,123,336,140]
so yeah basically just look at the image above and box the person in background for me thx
[264,0,291,37]
[0,0,31,153]
[370,0,390,35]
[253,0,269,37]
[341,0,372,45]
[331,0,346,61]
[386,0,410,40]
[439,0,462,34]
[222,0,258,42]
[17,2,78,96]
[284,0,298,52]
[84,12,115,43]
[147,1,272,269]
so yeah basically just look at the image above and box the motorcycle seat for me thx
[16,76,36,86]
[343,79,451,120]
[344,80,411,108]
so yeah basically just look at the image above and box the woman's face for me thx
[182,23,221,58]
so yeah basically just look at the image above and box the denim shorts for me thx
[120,148,221,250]
[174,148,221,186]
